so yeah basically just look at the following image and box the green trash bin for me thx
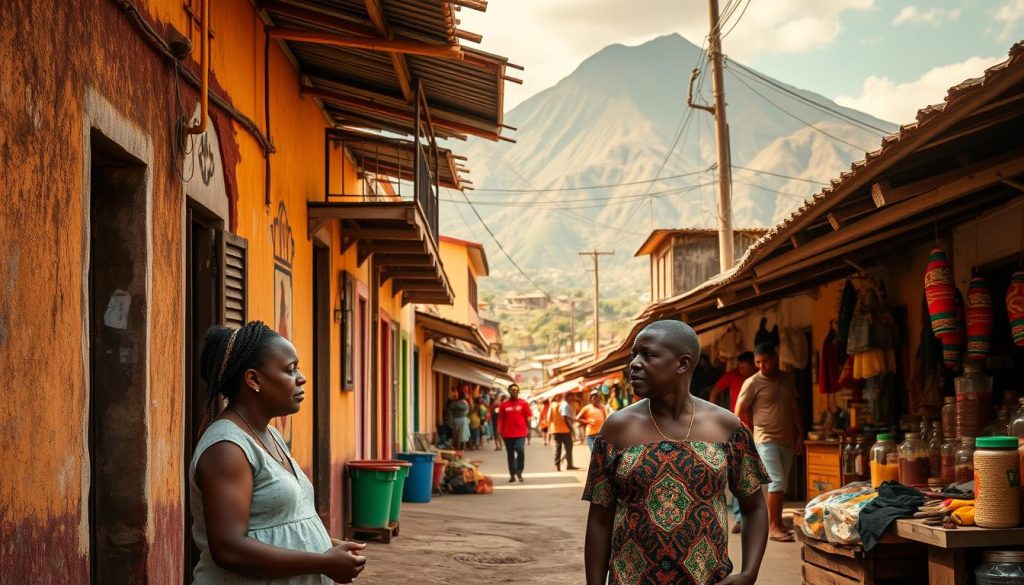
[348,462,399,529]
[363,459,412,523]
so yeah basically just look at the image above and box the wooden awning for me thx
[261,0,514,141]
[308,200,453,304]
[327,128,467,190]
[415,311,487,352]
[432,343,513,388]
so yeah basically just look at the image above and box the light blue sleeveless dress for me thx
[189,419,333,584]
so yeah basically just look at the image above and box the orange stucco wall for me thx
[1,0,432,581]
[438,239,481,326]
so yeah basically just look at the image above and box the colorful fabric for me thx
[577,403,609,436]
[924,248,958,336]
[583,427,770,585]
[940,289,965,370]
[496,398,532,439]
[818,329,841,394]
[801,482,877,545]
[1007,270,1024,347]
[966,277,993,360]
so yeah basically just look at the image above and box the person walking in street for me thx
[584,320,770,585]
[575,390,610,451]
[449,390,471,452]
[538,399,551,446]
[191,321,367,584]
[497,384,531,482]
[468,397,483,450]
[549,392,579,471]
[709,351,757,533]
[734,343,804,543]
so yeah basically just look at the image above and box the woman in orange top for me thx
[538,399,551,446]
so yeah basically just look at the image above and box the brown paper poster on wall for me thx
[271,202,295,447]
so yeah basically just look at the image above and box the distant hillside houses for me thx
[503,291,549,310]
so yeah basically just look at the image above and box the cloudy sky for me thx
[460,0,1024,124]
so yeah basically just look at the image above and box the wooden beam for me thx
[344,227,420,240]
[871,180,891,208]
[373,254,435,267]
[303,87,499,140]
[1004,178,1024,193]
[404,293,452,305]
[449,0,488,10]
[382,269,440,282]
[261,1,377,38]
[267,28,463,59]
[363,0,414,103]
[392,279,446,290]
[753,155,1024,280]
[789,235,802,249]
[360,240,426,255]
[308,201,418,222]
[456,29,483,43]
[827,213,841,231]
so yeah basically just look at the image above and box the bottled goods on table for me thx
[870,433,899,488]
[975,550,1024,585]
[973,436,1020,529]
[982,407,1011,437]
[928,422,943,479]
[942,396,957,439]
[940,437,958,484]
[899,432,931,486]
[1010,398,1024,437]
[955,365,994,439]
[955,437,977,483]
[856,435,873,483]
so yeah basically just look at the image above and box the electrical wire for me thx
[729,69,874,151]
[731,165,828,185]
[732,178,811,201]
[438,182,719,209]
[726,57,891,135]
[721,0,752,39]
[468,168,711,193]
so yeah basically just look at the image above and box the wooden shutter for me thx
[218,230,248,327]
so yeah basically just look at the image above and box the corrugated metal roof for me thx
[327,127,466,189]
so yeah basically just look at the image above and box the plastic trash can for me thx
[347,462,398,528]
[363,459,412,522]
[396,452,435,503]
[432,458,447,494]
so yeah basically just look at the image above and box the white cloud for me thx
[993,0,1024,40]
[892,6,961,25]
[458,0,875,108]
[835,56,1003,124]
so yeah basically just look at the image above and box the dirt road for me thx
[358,440,801,584]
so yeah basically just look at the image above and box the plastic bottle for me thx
[941,436,958,484]
[870,433,899,488]
[899,432,931,486]
[982,407,1011,437]
[929,422,943,481]
[942,396,957,439]
[1009,398,1024,437]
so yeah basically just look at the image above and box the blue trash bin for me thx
[396,452,435,503]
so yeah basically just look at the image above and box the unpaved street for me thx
[359,440,802,584]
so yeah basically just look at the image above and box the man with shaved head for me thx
[583,320,770,585]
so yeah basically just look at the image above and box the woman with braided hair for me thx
[190,321,367,584]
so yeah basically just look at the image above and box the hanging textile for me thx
[939,289,965,370]
[779,328,809,369]
[754,317,774,348]
[836,280,858,364]
[909,294,943,416]
[965,277,993,361]
[717,323,743,360]
[924,248,958,336]
[818,328,841,394]
[1007,270,1024,347]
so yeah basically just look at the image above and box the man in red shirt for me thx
[497,384,531,482]
[709,351,756,424]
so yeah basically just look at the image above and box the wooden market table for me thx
[893,519,1024,584]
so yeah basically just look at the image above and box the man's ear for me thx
[676,354,693,375]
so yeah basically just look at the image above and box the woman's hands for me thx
[323,540,367,583]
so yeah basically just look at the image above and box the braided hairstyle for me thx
[199,321,281,417]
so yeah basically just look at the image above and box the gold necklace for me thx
[648,398,696,442]
[231,407,290,469]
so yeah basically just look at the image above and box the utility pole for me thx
[569,299,577,354]
[579,250,614,359]
[688,0,735,273]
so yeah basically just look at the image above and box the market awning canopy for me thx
[416,311,488,352]
[528,377,584,403]
[432,348,512,389]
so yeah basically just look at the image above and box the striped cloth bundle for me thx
[924,249,958,336]
[940,289,965,370]
[1007,270,1024,347]
[966,277,993,361]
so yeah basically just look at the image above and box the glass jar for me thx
[956,364,994,440]
[974,436,1021,529]
[856,435,873,481]
[955,436,976,483]
[842,435,859,477]
[928,422,943,477]
[1009,398,1024,437]
[982,407,1012,437]
[899,432,931,486]
[870,433,899,488]
[940,437,958,484]
[975,550,1024,585]
[941,396,957,439]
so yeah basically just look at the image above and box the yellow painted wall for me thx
[438,239,480,326]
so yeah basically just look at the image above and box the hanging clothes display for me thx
[779,328,809,370]
[754,317,775,348]
[909,294,944,417]
[836,280,858,364]
[848,283,899,380]
[924,248,958,336]
[1007,269,1024,347]
[965,276,993,361]
[818,327,841,394]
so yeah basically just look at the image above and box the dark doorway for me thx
[312,244,332,531]
[88,130,149,584]
[183,201,222,580]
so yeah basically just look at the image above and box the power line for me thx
[732,178,810,201]
[729,69,874,151]
[469,168,711,193]
[720,0,752,39]
[731,165,828,185]
[726,57,891,135]
[438,179,717,207]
